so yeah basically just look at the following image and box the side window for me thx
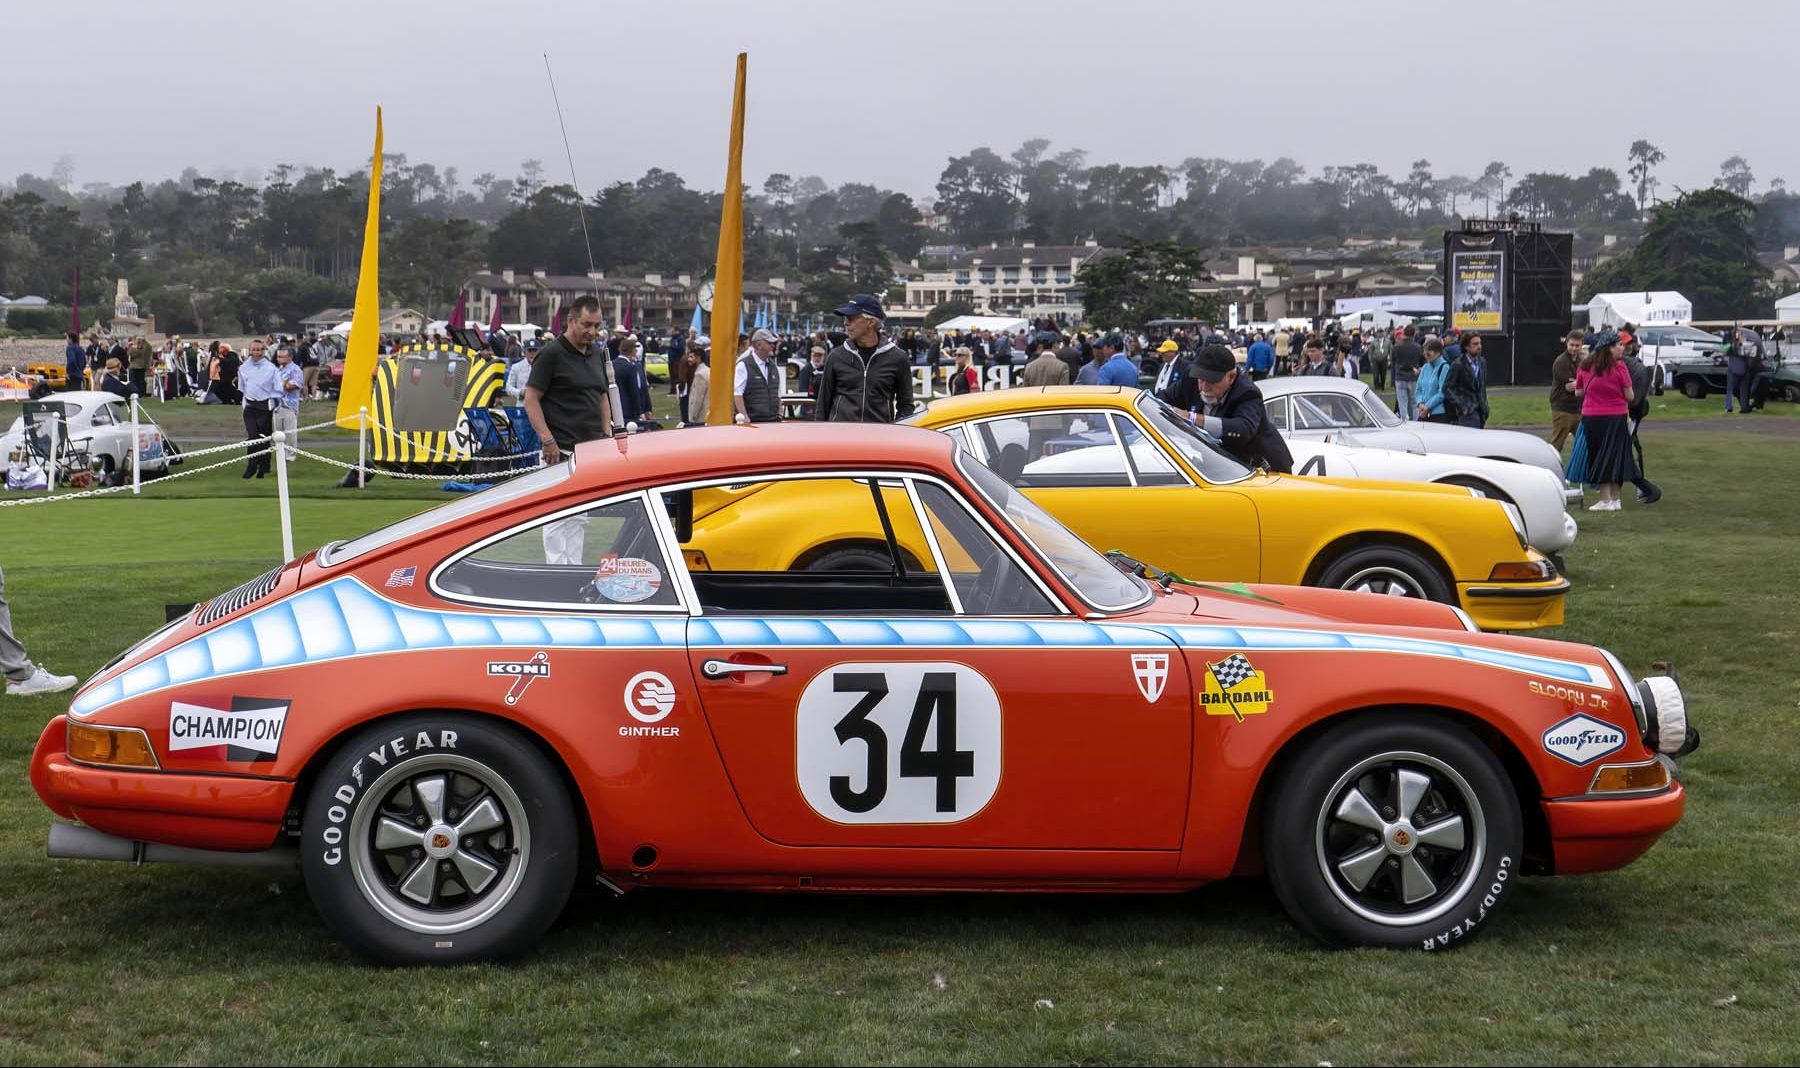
[90,403,117,427]
[1111,414,1186,486]
[1265,396,1291,432]
[436,495,682,610]
[914,482,1056,616]
[671,476,955,616]
[967,412,1130,488]
[1304,394,1372,427]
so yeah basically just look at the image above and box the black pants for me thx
[243,403,274,476]
[1371,360,1387,391]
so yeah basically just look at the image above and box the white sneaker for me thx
[1588,500,1612,512]
[7,665,78,697]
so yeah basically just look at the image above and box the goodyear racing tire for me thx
[301,713,578,965]
[1263,714,1523,951]
[1315,545,1452,604]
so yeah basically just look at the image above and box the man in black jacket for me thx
[816,293,914,422]
[1443,332,1490,427]
[1186,345,1293,473]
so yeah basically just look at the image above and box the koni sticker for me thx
[168,698,289,761]
[1200,654,1274,720]
[489,652,550,706]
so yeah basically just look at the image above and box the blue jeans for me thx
[1724,369,1741,411]
[1393,379,1416,421]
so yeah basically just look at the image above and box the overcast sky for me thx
[6,0,1793,203]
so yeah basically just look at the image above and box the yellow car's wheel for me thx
[1316,545,1452,603]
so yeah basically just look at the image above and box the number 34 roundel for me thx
[797,662,1002,825]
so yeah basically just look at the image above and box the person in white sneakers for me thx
[2,565,77,697]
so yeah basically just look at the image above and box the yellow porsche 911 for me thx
[684,387,1568,630]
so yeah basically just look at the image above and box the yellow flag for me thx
[336,106,384,428]
[707,55,747,427]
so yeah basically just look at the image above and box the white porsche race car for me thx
[1285,435,1577,554]
[1,391,177,482]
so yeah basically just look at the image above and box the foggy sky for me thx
[4,0,1792,204]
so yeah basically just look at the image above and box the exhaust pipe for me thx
[48,822,298,870]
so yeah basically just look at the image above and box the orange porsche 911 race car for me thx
[32,425,1698,964]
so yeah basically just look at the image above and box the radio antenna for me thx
[543,53,624,433]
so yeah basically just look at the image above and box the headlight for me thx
[1499,502,1529,549]
[1598,648,1650,738]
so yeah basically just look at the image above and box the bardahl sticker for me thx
[1201,654,1273,720]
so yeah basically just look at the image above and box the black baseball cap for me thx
[1191,345,1238,383]
[833,293,887,320]
[1098,332,1125,350]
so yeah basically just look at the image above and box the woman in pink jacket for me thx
[1572,332,1638,511]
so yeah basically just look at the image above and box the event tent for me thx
[1585,291,1692,329]
[1333,295,1442,317]
[1774,292,1800,320]
[932,314,1030,334]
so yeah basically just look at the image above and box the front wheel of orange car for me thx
[1263,715,1523,951]
[301,713,578,965]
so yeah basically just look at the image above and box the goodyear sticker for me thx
[1200,654,1273,721]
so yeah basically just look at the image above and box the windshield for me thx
[955,449,1150,612]
[320,462,573,566]
[1355,384,1405,427]
[1660,325,1726,346]
[1133,393,1254,483]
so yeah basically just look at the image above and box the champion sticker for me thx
[489,652,550,706]
[168,698,289,761]
[592,554,662,603]
[1132,653,1169,703]
[1541,713,1627,766]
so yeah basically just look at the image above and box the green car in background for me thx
[1665,350,1800,404]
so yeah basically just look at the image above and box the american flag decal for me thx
[385,566,416,588]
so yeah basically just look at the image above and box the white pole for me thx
[357,406,368,488]
[274,431,294,562]
[130,394,141,495]
[46,416,59,496]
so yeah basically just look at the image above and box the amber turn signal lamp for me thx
[67,722,160,770]
[1589,760,1670,794]
[1488,561,1552,581]
[683,550,711,571]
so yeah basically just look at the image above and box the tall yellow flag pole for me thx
[336,107,384,428]
[707,54,747,427]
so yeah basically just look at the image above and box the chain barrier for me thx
[0,452,248,507]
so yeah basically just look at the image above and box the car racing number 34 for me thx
[797,662,1002,824]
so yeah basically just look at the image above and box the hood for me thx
[1127,581,1468,633]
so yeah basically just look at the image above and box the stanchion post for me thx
[130,394,141,495]
[46,416,59,496]
[357,406,368,489]
[274,431,295,562]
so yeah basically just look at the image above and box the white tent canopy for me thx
[1774,292,1800,319]
[1333,294,1442,316]
[1586,291,1692,329]
[932,314,1030,334]
[1337,309,1414,331]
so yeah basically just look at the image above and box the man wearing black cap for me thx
[1183,344,1292,473]
[816,293,914,423]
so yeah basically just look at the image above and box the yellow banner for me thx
[707,54,747,427]
[336,107,384,428]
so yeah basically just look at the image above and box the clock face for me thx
[698,281,716,313]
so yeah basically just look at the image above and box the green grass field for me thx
[0,406,1796,1064]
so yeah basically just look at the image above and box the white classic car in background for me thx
[1256,376,1580,503]
[1,391,176,481]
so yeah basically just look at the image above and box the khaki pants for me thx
[274,407,298,461]
[302,365,321,397]
[1550,410,1581,453]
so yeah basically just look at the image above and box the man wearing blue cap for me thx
[1095,333,1140,387]
[816,293,914,422]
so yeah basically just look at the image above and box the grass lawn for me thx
[0,419,1796,1064]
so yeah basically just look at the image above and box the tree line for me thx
[1,139,1793,335]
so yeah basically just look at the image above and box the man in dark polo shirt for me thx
[524,294,613,465]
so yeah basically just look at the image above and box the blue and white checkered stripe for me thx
[71,578,687,717]
[71,579,1611,717]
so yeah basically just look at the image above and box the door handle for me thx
[701,659,789,679]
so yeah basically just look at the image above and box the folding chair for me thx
[19,401,92,485]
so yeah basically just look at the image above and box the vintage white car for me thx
[1257,377,1580,504]
[1284,435,1577,554]
[0,391,175,480]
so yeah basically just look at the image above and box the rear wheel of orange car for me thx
[1315,545,1451,603]
[301,713,578,965]
[1263,714,1523,950]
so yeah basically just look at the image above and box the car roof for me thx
[567,423,960,490]
[921,386,1135,422]
[1255,377,1366,397]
